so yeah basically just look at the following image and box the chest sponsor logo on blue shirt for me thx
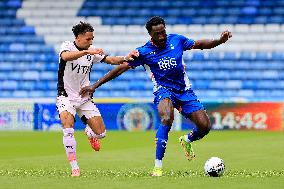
[158,57,177,70]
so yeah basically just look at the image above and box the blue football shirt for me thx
[128,34,195,92]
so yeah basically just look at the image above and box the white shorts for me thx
[56,96,101,120]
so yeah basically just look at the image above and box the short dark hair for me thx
[145,16,166,33]
[72,21,94,37]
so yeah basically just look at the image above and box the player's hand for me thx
[219,30,232,44]
[88,48,104,56]
[79,85,96,97]
[124,50,139,61]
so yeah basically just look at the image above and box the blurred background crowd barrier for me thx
[0,99,282,131]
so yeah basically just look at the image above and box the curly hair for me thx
[72,21,94,37]
[145,16,166,33]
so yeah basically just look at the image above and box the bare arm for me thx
[61,48,104,61]
[79,63,131,97]
[103,56,128,65]
[103,50,139,65]
[192,30,232,50]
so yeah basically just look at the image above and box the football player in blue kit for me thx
[80,16,232,176]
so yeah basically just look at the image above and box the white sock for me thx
[85,126,107,139]
[63,128,79,170]
[85,126,95,138]
[155,159,162,168]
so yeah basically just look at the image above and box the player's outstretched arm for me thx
[103,50,139,65]
[61,48,104,61]
[79,63,131,97]
[193,30,232,50]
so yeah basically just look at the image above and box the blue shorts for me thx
[153,87,204,117]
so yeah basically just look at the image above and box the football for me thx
[204,157,225,177]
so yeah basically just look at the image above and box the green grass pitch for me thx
[0,131,283,189]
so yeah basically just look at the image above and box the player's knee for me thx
[160,115,173,126]
[196,121,211,136]
[202,122,211,135]
[62,124,74,130]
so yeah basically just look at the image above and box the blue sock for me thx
[187,127,210,142]
[155,124,171,160]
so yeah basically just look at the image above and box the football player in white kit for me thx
[56,21,138,177]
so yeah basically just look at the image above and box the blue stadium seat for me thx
[254,90,271,98]
[9,43,25,52]
[115,18,132,25]
[45,62,58,71]
[223,52,237,60]
[221,90,238,97]
[0,91,13,98]
[255,52,270,60]
[47,81,57,90]
[40,71,57,80]
[268,16,284,23]
[0,62,13,71]
[19,26,35,34]
[193,80,209,89]
[6,0,22,8]
[44,91,57,97]
[29,91,47,98]
[239,52,253,60]
[0,80,18,90]
[18,81,36,90]
[254,16,268,24]
[129,81,147,90]
[242,80,257,89]
[22,71,40,81]
[34,81,49,90]
[271,52,284,60]
[237,89,254,97]
[12,90,29,98]
[191,52,205,61]
[207,52,222,61]
[242,7,258,15]
[93,90,111,98]
[7,72,22,80]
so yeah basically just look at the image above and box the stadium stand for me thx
[0,0,283,101]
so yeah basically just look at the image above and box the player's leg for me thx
[85,116,106,151]
[60,111,80,176]
[187,109,211,142]
[178,89,211,160]
[78,100,106,151]
[152,89,175,176]
[56,96,80,176]
[179,109,211,160]
[86,116,106,136]
[155,98,174,165]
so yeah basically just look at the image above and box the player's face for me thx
[150,24,167,48]
[76,32,94,49]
